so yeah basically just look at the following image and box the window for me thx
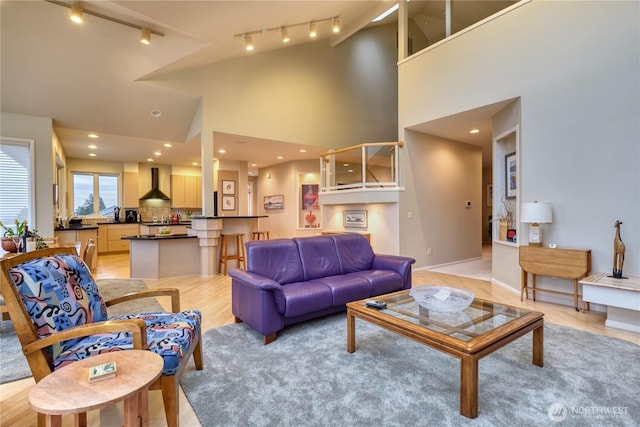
[0,138,34,232]
[72,172,119,216]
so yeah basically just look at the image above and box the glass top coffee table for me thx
[346,289,544,419]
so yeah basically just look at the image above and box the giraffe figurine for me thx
[612,220,625,279]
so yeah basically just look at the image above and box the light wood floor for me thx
[1,253,638,426]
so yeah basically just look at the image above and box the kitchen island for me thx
[122,234,199,279]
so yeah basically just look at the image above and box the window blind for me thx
[0,138,33,233]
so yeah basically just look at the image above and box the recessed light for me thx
[154,152,162,156]
[88,153,97,157]
[88,144,97,149]
[277,156,283,160]
[88,133,99,139]
[218,149,226,154]
[469,129,480,134]
[251,163,257,167]
[299,149,307,153]
[147,158,154,162]
[150,109,162,118]
[164,143,172,148]
[192,162,199,166]
[343,163,349,166]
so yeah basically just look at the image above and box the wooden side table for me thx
[519,246,591,311]
[29,350,163,427]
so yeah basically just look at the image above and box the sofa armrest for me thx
[228,268,283,292]
[372,254,416,289]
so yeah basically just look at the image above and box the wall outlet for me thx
[427,248,433,255]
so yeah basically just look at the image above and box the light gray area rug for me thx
[181,314,640,427]
[0,278,162,384]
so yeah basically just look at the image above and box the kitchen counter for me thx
[55,225,99,231]
[123,233,200,279]
[122,234,196,240]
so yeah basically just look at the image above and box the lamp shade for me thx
[521,202,553,224]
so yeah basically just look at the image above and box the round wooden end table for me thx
[28,350,163,427]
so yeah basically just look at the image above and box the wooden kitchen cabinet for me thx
[97,223,139,253]
[123,171,140,208]
[171,175,201,208]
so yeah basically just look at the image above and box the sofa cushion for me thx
[246,239,304,284]
[331,234,374,273]
[314,273,372,306]
[280,281,333,317]
[293,236,341,281]
[362,270,405,295]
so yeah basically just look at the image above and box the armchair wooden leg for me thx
[160,375,180,427]
[234,316,243,323]
[193,331,204,370]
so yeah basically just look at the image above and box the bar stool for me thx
[218,233,246,275]
[251,231,270,240]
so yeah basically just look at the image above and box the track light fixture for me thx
[70,4,83,23]
[46,0,164,43]
[332,17,340,33]
[234,15,339,52]
[244,34,254,51]
[140,27,151,45]
[280,27,290,43]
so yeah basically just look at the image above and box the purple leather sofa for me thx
[229,234,415,344]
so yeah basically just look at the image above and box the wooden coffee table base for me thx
[347,301,544,419]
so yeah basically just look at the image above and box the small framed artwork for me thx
[222,195,235,211]
[343,210,367,228]
[507,229,517,243]
[486,184,493,207]
[505,152,517,199]
[222,180,236,195]
[264,194,284,210]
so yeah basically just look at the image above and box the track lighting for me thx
[234,15,339,51]
[280,27,290,43]
[332,18,340,33]
[244,34,254,51]
[70,4,83,23]
[46,1,164,43]
[140,27,151,45]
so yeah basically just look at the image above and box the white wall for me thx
[149,24,399,150]
[401,130,483,267]
[1,112,55,238]
[399,1,640,287]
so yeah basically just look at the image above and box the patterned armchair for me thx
[0,247,203,427]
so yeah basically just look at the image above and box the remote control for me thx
[365,300,387,309]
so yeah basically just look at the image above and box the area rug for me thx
[181,314,640,427]
[0,278,162,384]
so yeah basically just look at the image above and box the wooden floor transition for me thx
[1,253,638,426]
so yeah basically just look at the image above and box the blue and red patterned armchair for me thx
[0,247,202,427]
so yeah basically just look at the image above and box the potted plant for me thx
[1,219,27,252]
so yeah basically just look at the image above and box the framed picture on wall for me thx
[343,210,367,228]
[222,180,235,195]
[301,184,319,211]
[222,195,235,211]
[264,194,284,210]
[486,184,493,207]
[505,152,517,199]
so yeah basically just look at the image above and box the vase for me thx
[1,237,18,253]
[498,219,508,241]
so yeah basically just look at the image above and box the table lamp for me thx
[521,201,553,247]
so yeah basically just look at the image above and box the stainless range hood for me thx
[139,167,170,200]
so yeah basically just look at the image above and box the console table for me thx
[519,246,591,311]
[581,273,640,332]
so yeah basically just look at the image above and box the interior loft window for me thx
[72,172,119,217]
[0,138,34,231]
